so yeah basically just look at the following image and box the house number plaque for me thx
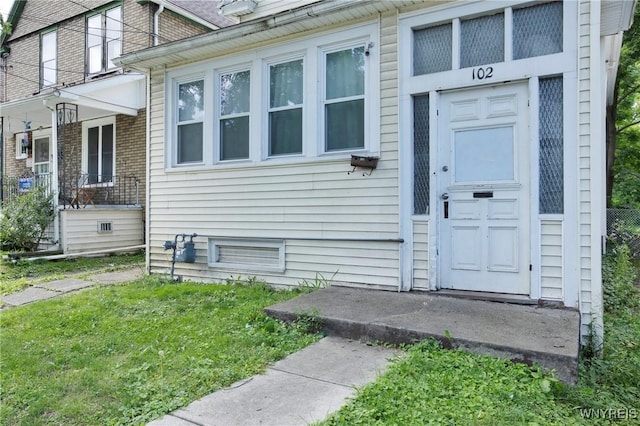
[472,66,494,81]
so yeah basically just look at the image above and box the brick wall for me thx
[158,8,209,43]
[116,109,146,207]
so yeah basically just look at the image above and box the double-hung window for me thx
[86,5,122,75]
[166,23,378,168]
[177,80,205,164]
[83,117,115,184]
[268,59,303,156]
[40,29,57,88]
[219,70,251,160]
[324,46,365,152]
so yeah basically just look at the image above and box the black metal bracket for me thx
[348,155,379,176]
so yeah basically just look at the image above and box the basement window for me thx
[208,239,285,273]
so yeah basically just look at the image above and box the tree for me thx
[607,4,640,208]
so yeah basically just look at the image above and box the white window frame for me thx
[31,129,52,175]
[15,132,29,159]
[40,29,57,88]
[265,55,305,158]
[216,65,252,163]
[164,22,379,171]
[175,76,206,166]
[86,5,122,76]
[320,42,369,154]
[82,116,116,186]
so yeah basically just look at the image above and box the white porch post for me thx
[50,107,60,250]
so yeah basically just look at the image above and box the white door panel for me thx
[438,83,530,294]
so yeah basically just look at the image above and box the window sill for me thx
[165,149,379,174]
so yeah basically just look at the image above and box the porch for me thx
[265,286,580,384]
[1,172,143,254]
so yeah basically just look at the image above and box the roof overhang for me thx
[601,0,636,36]
[1,73,146,135]
[116,0,417,70]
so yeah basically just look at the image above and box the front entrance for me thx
[437,82,530,294]
[32,131,52,183]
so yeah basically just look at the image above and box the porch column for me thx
[50,108,60,250]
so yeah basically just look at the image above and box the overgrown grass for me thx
[320,245,640,425]
[0,251,145,295]
[0,276,321,425]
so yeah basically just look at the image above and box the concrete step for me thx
[265,286,580,384]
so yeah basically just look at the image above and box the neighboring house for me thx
[0,0,233,253]
[116,0,635,343]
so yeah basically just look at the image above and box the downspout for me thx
[44,100,60,250]
[154,4,164,46]
[144,68,151,273]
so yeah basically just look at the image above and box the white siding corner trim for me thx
[208,238,285,273]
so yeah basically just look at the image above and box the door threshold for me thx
[436,289,537,305]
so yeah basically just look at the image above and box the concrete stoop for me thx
[265,286,580,384]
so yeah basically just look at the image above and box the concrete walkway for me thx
[0,268,145,309]
[149,337,397,426]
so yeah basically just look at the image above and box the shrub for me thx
[0,186,55,252]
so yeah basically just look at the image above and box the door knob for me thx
[441,192,449,200]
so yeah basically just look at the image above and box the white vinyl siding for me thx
[540,220,563,300]
[148,24,397,286]
[413,220,429,289]
[60,208,143,253]
[577,0,596,337]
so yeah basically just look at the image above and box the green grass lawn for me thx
[320,246,640,426]
[0,276,321,425]
[0,252,145,295]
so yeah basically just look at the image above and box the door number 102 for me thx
[472,66,494,80]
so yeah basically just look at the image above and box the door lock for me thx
[440,192,449,200]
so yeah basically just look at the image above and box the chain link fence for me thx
[607,208,640,259]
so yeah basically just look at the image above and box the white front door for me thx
[437,83,530,294]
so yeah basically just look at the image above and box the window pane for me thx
[106,7,121,41]
[325,99,364,151]
[221,116,250,160]
[413,95,429,215]
[269,108,302,156]
[539,77,564,214]
[101,124,114,181]
[270,60,303,108]
[178,80,204,122]
[178,123,203,164]
[89,46,102,74]
[35,138,49,163]
[221,71,250,115]
[460,13,504,68]
[87,15,102,47]
[513,2,563,60]
[413,24,452,75]
[326,47,364,100]
[42,32,56,61]
[43,59,56,86]
[88,127,99,183]
[454,126,513,182]
[107,39,121,69]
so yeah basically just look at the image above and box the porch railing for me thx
[2,173,139,208]
[1,173,53,204]
[59,173,140,208]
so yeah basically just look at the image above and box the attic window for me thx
[219,0,256,17]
